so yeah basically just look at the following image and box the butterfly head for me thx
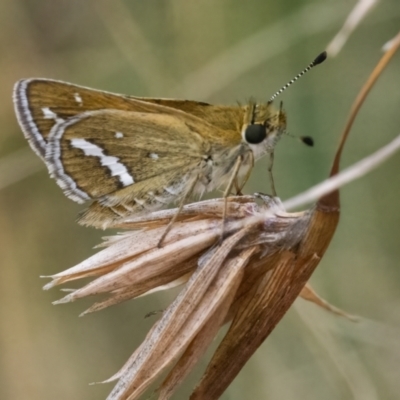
[241,101,286,159]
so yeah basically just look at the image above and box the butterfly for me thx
[13,52,325,232]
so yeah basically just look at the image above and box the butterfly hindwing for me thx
[46,108,215,203]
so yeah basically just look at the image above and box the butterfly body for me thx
[13,79,286,228]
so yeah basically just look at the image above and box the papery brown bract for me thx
[190,198,339,399]
[44,194,341,400]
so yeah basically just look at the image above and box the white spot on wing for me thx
[121,203,135,212]
[164,186,179,196]
[149,153,159,160]
[70,138,134,186]
[42,107,64,124]
[163,175,191,198]
[115,132,124,139]
[148,191,169,205]
[133,197,145,206]
[74,92,83,105]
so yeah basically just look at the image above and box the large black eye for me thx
[244,124,266,144]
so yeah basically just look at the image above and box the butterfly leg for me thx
[234,179,243,196]
[221,155,243,240]
[234,150,254,195]
[157,174,199,248]
[267,151,277,196]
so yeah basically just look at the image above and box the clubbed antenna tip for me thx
[313,51,327,66]
[301,136,314,147]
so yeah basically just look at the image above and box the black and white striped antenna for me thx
[269,51,327,102]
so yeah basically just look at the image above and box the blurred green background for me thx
[1,1,400,399]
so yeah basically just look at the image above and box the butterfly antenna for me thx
[269,51,327,102]
[285,131,314,147]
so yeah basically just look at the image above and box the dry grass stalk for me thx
[43,32,400,400]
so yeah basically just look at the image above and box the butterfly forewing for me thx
[14,79,243,160]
